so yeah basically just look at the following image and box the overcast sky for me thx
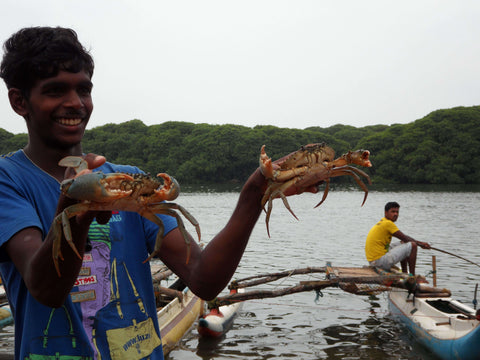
[1,1,479,134]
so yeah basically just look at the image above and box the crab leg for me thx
[262,164,372,236]
[331,165,372,184]
[314,179,330,208]
[142,203,200,264]
[160,203,201,242]
[326,166,372,206]
[142,207,192,264]
[140,209,167,263]
[51,215,65,276]
[262,176,302,236]
[51,203,92,277]
[264,188,299,237]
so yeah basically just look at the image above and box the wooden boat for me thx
[0,265,204,356]
[197,288,244,338]
[0,303,12,328]
[155,277,205,355]
[213,263,480,359]
[0,267,204,356]
[0,283,12,328]
[388,287,480,360]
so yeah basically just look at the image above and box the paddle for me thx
[429,246,480,269]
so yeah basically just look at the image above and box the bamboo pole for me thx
[230,267,327,289]
[215,274,411,306]
[153,283,184,301]
[430,247,480,268]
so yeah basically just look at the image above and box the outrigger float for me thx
[197,288,244,338]
[210,261,480,359]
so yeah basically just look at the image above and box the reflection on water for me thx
[2,186,480,359]
[0,325,13,359]
[319,295,431,360]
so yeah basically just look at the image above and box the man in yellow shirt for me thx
[365,202,430,275]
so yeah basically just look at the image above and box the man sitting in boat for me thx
[365,202,430,275]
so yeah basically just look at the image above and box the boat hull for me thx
[198,300,243,337]
[388,289,480,360]
[0,305,12,328]
[157,287,204,355]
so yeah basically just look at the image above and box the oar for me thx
[430,246,480,269]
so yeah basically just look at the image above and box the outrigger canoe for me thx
[0,304,12,328]
[0,267,204,357]
[389,287,480,360]
[197,288,244,338]
[155,277,205,355]
[0,283,12,328]
[210,263,480,359]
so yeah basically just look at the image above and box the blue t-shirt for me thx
[0,150,177,360]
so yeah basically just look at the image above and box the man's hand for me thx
[417,241,431,250]
[63,153,106,178]
[259,151,320,197]
[59,153,111,224]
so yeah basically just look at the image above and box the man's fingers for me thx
[62,154,106,180]
[83,153,106,170]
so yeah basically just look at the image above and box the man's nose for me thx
[64,91,84,108]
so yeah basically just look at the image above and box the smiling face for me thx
[14,70,93,151]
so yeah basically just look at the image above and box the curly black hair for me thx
[385,201,400,212]
[0,26,94,96]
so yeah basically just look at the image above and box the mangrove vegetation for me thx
[1,106,479,185]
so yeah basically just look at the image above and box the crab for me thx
[51,156,200,276]
[259,143,372,235]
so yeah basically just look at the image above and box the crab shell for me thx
[259,143,372,236]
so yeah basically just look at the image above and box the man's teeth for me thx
[58,118,82,126]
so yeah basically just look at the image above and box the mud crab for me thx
[51,156,200,276]
[259,143,372,235]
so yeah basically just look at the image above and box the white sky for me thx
[1,0,479,134]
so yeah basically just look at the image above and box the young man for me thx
[0,26,316,359]
[365,201,430,275]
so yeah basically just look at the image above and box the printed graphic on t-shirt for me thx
[70,219,113,351]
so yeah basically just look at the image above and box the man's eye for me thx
[78,87,92,96]
[44,86,65,96]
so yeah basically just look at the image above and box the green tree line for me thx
[1,106,479,185]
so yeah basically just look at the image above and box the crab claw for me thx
[155,173,180,201]
[59,156,89,174]
[345,150,372,167]
[331,150,372,168]
[259,145,275,179]
[61,172,134,201]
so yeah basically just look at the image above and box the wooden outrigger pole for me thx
[210,264,451,307]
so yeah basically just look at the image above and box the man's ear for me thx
[8,88,29,117]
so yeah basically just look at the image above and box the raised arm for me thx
[157,168,266,300]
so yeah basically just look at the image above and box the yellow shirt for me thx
[365,217,399,262]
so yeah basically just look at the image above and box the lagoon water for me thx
[1,185,479,359]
